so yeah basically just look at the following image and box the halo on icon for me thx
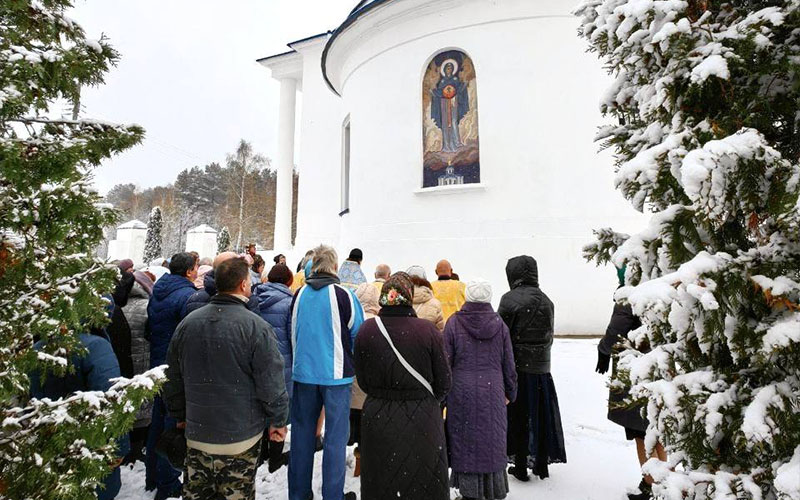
[440,58,459,76]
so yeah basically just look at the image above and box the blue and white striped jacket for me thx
[290,273,365,386]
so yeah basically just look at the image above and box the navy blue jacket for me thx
[30,333,130,500]
[147,273,196,368]
[255,282,294,396]
[184,270,259,318]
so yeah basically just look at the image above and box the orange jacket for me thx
[431,279,466,322]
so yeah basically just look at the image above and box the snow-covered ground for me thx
[119,339,643,500]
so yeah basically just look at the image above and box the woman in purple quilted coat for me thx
[445,279,518,500]
[353,272,452,500]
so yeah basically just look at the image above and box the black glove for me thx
[596,351,610,374]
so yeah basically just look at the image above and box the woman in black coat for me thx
[596,269,666,500]
[499,255,566,481]
[353,272,452,500]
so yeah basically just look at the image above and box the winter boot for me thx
[628,478,652,500]
[353,447,362,477]
[508,454,530,482]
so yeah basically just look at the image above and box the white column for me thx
[274,78,297,251]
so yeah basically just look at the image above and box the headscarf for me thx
[133,270,154,296]
[465,278,492,303]
[147,265,170,282]
[355,282,380,316]
[194,265,212,288]
[406,265,427,280]
[379,272,414,307]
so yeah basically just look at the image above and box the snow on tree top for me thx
[188,224,218,234]
[117,219,147,230]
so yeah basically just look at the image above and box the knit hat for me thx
[348,248,363,261]
[465,278,492,303]
[268,264,294,286]
[406,265,427,280]
[117,259,134,273]
[379,272,414,307]
[147,265,170,282]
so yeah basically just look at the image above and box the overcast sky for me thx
[68,0,355,194]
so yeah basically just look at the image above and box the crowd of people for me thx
[29,243,665,500]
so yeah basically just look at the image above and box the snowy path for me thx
[119,339,642,500]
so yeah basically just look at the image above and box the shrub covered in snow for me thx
[143,206,163,264]
[576,0,800,497]
[217,225,232,254]
[0,2,163,498]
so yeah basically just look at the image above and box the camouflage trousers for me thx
[184,441,260,500]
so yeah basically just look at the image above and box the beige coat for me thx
[352,283,380,410]
[412,285,445,331]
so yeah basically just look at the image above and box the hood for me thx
[152,273,195,301]
[506,255,539,289]
[306,273,340,290]
[412,285,434,305]
[203,270,217,296]
[255,282,293,307]
[452,302,505,340]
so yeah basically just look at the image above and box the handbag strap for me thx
[374,317,434,396]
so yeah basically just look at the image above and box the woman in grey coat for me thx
[122,271,154,463]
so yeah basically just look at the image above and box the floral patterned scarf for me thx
[379,272,414,307]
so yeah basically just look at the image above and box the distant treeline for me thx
[103,140,297,257]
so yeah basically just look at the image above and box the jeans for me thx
[288,382,351,500]
[145,395,182,495]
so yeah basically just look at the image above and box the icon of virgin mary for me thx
[430,58,469,153]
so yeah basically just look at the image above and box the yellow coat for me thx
[431,279,466,322]
[289,271,305,294]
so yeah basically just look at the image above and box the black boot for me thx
[508,454,529,482]
[628,478,652,500]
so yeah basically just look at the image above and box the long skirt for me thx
[361,396,449,500]
[507,372,567,479]
[451,470,509,500]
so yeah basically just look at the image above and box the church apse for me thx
[422,50,480,188]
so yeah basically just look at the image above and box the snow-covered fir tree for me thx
[0,2,163,498]
[143,206,163,263]
[577,0,800,498]
[217,225,232,253]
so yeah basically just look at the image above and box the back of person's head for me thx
[267,264,294,286]
[348,248,363,263]
[169,252,197,277]
[409,274,433,291]
[375,264,391,280]
[199,257,213,266]
[215,257,250,294]
[406,265,426,280]
[435,259,452,277]
[213,251,239,269]
[252,254,265,273]
[465,278,492,303]
[298,249,315,272]
[311,245,338,275]
[273,253,285,264]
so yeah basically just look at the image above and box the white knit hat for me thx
[406,265,427,280]
[465,278,492,303]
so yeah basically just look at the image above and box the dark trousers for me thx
[288,382,351,500]
[145,395,182,494]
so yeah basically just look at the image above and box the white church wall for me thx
[292,39,347,254]
[185,224,218,261]
[107,220,147,265]
[316,0,646,334]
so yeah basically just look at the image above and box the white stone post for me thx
[274,77,297,252]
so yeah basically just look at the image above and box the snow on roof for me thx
[118,219,147,230]
[188,224,218,234]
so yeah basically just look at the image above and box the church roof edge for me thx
[321,0,394,96]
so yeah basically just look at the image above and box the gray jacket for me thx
[122,282,152,428]
[163,294,289,445]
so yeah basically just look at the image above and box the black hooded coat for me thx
[497,256,555,374]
